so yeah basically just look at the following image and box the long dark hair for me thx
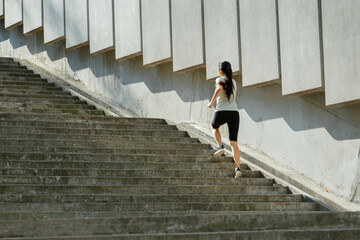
[219,61,234,101]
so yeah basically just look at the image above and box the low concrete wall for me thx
[1,22,360,205]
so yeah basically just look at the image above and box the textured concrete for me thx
[23,0,42,35]
[239,0,279,87]
[43,0,65,44]
[171,0,205,73]
[322,0,360,107]
[278,0,323,96]
[114,0,142,61]
[0,0,4,19]
[4,0,22,29]
[204,0,240,80]
[65,0,89,50]
[88,0,114,55]
[141,0,172,67]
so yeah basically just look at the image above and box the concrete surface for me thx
[141,0,172,67]
[23,0,42,35]
[239,0,279,88]
[114,0,142,61]
[65,0,88,50]
[0,0,4,19]
[4,0,22,29]
[278,0,323,96]
[322,0,360,107]
[43,0,65,44]
[203,0,240,80]
[171,0,205,73]
[88,0,114,55]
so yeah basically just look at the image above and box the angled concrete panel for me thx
[0,0,4,19]
[88,0,114,55]
[4,0,22,29]
[204,0,240,80]
[114,0,141,61]
[171,0,204,73]
[43,0,65,44]
[239,0,279,87]
[23,0,42,35]
[279,0,323,96]
[141,0,172,67]
[322,0,360,107]
[65,0,88,50]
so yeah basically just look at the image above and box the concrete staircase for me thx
[0,57,359,239]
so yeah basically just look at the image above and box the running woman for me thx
[208,61,242,178]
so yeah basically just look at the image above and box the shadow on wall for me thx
[237,81,360,141]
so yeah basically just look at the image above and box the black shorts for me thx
[211,111,239,141]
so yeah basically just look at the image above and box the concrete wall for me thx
[0,0,3,19]
[239,0,279,88]
[171,0,205,73]
[23,0,42,36]
[141,0,172,67]
[322,0,360,107]
[114,0,142,61]
[65,0,88,50]
[278,0,323,96]
[4,0,22,29]
[88,0,114,55]
[43,0,65,44]
[203,0,240,80]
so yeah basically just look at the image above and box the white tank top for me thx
[215,77,238,111]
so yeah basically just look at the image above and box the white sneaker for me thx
[235,168,242,178]
[214,145,225,157]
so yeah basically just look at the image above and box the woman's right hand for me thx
[207,102,213,109]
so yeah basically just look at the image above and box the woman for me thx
[208,61,242,178]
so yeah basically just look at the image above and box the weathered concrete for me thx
[4,0,22,29]
[322,0,360,107]
[114,0,142,61]
[23,0,42,36]
[203,0,240,80]
[65,0,89,50]
[239,0,279,88]
[88,0,114,55]
[171,0,205,73]
[278,0,323,96]
[0,18,360,209]
[141,0,172,67]
[43,0,65,44]
[0,0,3,19]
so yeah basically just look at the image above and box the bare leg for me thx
[212,127,222,148]
[230,141,240,169]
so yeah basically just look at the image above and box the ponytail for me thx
[219,61,234,101]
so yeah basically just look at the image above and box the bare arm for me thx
[208,83,223,109]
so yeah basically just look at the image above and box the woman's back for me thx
[215,77,238,111]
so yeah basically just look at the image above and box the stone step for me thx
[0,133,198,144]
[0,84,63,91]
[0,92,80,100]
[0,68,33,74]
[0,64,26,69]
[0,113,167,124]
[0,152,230,163]
[0,97,88,105]
[0,145,213,156]
[0,57,15,62]
[1,193,302,204]
[0,161,247,171]
[0,184,289,195]
[2,212,358,237]
[0,72,41,78]
[0,76,48,82]
[0,202,319,213]
[0,119,176,130]
[13,229,358,240]
[0,102,97,110]
[0,107,105,115]
[0,62,21,68]
[0,80,55,86]
[0,168,262,178]
[0,126,187,137]
[0,139,210,150]
[0,175,268,186]
[0,87,74,96]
